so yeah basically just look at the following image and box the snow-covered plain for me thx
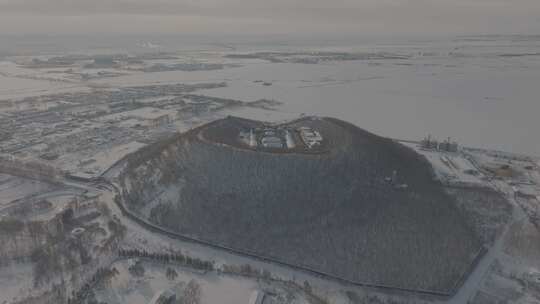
[2,35,539,156]
[97,260,263,304]
[0,173,57,207]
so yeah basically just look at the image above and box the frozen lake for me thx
[2,35,540,156]
[92,55,540,155]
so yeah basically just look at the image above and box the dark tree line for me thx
[221,263,272,280]
[118,248,215,272]
[67,267,118,304]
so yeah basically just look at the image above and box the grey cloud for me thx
[0,0,539,34]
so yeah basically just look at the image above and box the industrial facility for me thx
[242,125,322,151]
[421,135,459,152]
[298,126,323,148]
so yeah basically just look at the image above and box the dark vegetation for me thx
[166,267,178,280]
[0,218,50,267]
[0,199,124,304]
[67,267,119,304]
[118,249,215,272]
[119,116,483,294]
[446,187,512,246]
[128,260,145,277]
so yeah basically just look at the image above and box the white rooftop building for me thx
[261,136,283,148]
[299,127,323,148]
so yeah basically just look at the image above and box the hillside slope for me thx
[118,116,483,294]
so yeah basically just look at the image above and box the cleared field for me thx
[118,116,483,295]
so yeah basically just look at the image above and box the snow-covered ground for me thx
[401,142,487,186]
[2,36,540,156]
[63,141,147,179]
[96,260,269,304]
[0,173,57,207]
[0,263,36,304]
[0,62,89,99]
[2,35,540,303]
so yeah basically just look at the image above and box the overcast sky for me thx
[0,0,539,35]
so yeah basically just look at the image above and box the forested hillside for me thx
[118,116,483,294]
